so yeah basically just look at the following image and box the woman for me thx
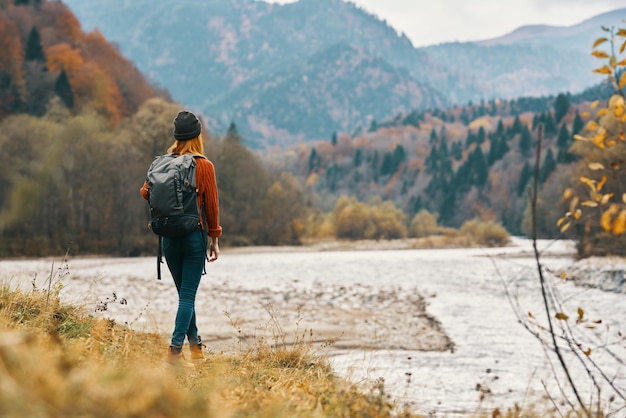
[140,110,222,362]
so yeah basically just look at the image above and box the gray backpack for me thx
[146,153,202,237]
[145,154,207,279]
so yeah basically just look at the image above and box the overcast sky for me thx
[262,0,626,47]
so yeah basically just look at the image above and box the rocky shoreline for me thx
[564,256,626,294]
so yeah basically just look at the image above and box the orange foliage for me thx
[46,43,84,74]
[0,17,23,82]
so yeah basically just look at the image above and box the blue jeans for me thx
[163,229,206,347]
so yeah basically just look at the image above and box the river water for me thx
[1,238,625,417]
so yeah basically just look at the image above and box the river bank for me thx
[1,238,624,417]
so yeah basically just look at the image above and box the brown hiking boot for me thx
[189,336,206,360]
[168,345,194,368]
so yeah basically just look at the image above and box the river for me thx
[1,237,625,417]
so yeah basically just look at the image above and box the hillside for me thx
[0,0,158,123]
[61,0,623,146]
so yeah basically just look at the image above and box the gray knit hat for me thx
[173,111,201,141]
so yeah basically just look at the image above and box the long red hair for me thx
[167,134,205,156]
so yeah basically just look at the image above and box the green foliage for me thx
[54,68,74,109]
[24,26,45,64]
[554,93,570,123]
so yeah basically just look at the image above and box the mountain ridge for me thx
[62,0,625,146]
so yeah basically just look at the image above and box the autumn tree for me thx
[559,26,626,257]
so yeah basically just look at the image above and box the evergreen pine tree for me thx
[498,137,510,159]
[331,131,337,146]
[572,111,584,135]
[429,128,438,144]
[512,116,523,134]
[477,126,486,144]
[465,129,476,146]
[472,146,489,187]
[519,126,532,156]
[54,68,74,109]
[452,141,463,161]
[496,119,504,136]
[308,148,318,173]
[539,149,556,183]
[554,93,570,123]
[516,162,532,197]
[544,112,558,135]
[226,121,242,143]
[25,27,46,67]
[556,124,571,149]
[353,148,362,167]
[488,140,498,166]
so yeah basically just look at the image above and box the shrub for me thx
[460,218,510,247]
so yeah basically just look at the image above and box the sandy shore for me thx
[0,252,454,354]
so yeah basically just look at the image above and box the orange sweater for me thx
[140,156,222,238]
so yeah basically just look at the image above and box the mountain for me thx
[61,0,626,146]
[476,8,626,53]
[424,8,626,104]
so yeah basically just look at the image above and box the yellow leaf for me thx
[597,175,607,192]
[563,188,573,201]
[618,29,626,37]
[582,111,591,118]
[577,307,584,321]
[615,106,625,117]
[560,222,571,233]
[591,50,609,59]
[555,312,569,320]
[601,204,619,231]
[582,201,598,207]
[588,162,605,170]
[574,209,582,220]
[618,57,626,66]
[586,120,599,131]
[569,196,579,213]
[584,348,592,356]
[590,100,600,110]
[620,72,626,90]
[580,176,595,190]
[622,114,626,123]
[613,209,626,235]
[593,37,608,49]
[607,140,618,147]
[560,271,567,279]
[622,193,626,204]
[557,217,566,227]
[573,134,587,141]
[621,41,626,55]
[592,133,606,149]
[528,312,534,319]
[600,193,614,205]
[593,66,612,75]
[596,108,610,118]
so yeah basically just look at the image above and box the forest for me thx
[2,0,626,258]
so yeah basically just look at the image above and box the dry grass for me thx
[0,276,600,418]
[0,280,421,418]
